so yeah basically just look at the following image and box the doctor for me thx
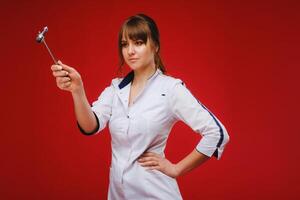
[51,14,229,200]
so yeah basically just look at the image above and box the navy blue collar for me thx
[118,71,134,89]
[118,69,161,89]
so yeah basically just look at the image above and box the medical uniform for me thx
[78,69,230,200]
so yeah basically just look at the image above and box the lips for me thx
[128,58,139,62]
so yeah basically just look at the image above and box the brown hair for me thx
[118,14,166,74]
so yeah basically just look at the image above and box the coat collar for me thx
[118,68,162,89]
[118,71,134,89]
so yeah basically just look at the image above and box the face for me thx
[121,36,156,71]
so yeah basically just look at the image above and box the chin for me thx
[128,63,143,71]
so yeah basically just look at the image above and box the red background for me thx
[1,0,299,199]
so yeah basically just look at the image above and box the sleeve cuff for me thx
[195,146,220,159]
[77,112,100,136]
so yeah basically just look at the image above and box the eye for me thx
[121,41,128,48]
[135,40,144,46]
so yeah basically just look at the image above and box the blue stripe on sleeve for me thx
[182,82,224,148]
[197,102,224,148]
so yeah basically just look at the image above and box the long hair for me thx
[118,14,166,75]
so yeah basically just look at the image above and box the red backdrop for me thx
[1,1,299,199]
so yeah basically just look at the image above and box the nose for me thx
[127,43,135,56]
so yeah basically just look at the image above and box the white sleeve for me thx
[89,84,114,134]
[168,81,230,160]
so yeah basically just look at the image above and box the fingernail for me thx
[65,71,68,75]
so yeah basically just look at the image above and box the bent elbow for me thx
[224,130,230,145]
[221,126,230,147]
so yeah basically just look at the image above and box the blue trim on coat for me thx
[77,112,100,136]
[197,101,224,148]
[182,82,224,151]
[118,71,134,89]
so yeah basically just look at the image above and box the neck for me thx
[132,64,156,85]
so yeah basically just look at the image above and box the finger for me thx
[56,77,70,86]
[62,81,71,88]
[138,156,158,162]
[145,166,160,170]
[58,60,75,73]
[141,152,155,156]
[51,64,63,71]
[58,76,71,84]
[139,161,159,167]
[53,70,69,77]
[141,152,160,158]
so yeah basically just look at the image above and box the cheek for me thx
[122,49,126,57]
[145,50,155,63]
[139,47,153,59]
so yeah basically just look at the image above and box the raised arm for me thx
[51,61,98,134]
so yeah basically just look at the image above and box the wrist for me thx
[174,163,182,178]
[71,85,85,98]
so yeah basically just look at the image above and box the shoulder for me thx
[156,73,185,89]
[97,77,120,96]
[156,73,194,102]
[111,77,122,87]
[108,77,127,90]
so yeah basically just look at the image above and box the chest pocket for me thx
[108,93,128,136]
[111,94,125,118]
[142,91,170,120]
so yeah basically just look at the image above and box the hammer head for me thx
[36,26,48,43]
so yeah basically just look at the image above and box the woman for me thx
[51,14,229,200]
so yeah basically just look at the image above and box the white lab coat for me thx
[79,69,230,199]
